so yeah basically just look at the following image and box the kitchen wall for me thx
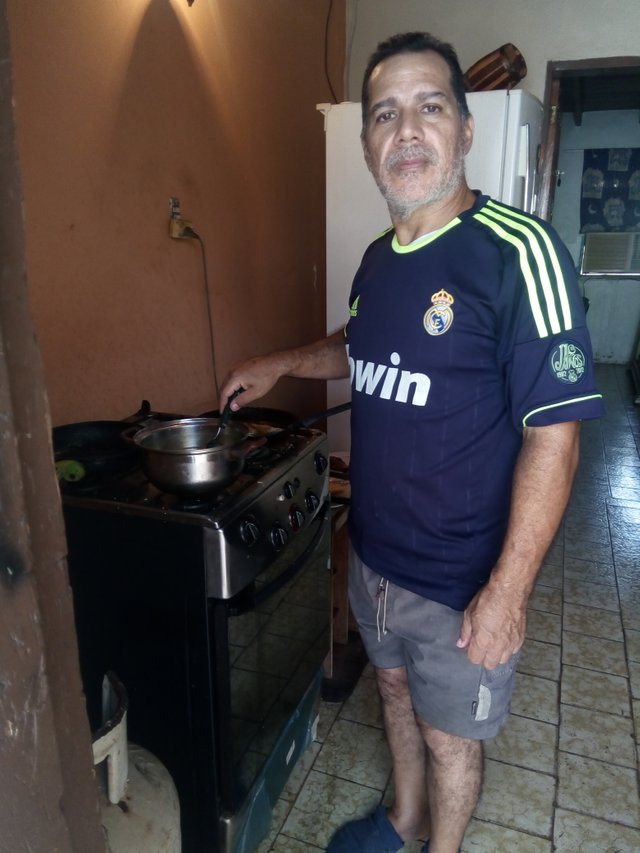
[345,0,640,102]
[6,0,345,425]
[552,111,640,363]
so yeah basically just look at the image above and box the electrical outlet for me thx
[169,218,195,239]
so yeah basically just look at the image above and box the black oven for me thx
[60,420,331,852]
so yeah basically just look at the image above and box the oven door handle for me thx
[230,500,330,616]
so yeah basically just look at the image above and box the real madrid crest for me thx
[424,289,455,336]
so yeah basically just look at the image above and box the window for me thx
[580,232,640,277]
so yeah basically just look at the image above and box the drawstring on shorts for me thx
[375,577,389,642]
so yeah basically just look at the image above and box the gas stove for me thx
[60,407,332,852]
[59,421,330,599]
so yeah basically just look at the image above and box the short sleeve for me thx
[493,213,605,429]
[507,329,605,428]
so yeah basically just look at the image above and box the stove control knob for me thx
[314,452,328,475]
[289,505,305,531]
[239,518,261,547]
[283,480,296,499]
[305,490,320,512]
[270,523,289,550]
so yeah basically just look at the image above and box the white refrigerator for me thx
[319,90,543,453]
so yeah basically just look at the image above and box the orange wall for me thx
[7,0,344,425]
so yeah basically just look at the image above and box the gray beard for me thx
[374,143,467,222]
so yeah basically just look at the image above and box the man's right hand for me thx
[218,353,285,412]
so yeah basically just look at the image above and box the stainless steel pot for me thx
[128,418,261,495]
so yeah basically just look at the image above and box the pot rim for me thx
[130,417,251,454]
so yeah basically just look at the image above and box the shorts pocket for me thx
[474,654,520,723]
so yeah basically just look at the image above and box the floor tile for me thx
[474,759,554,836]
[557,752,640,827]
[628,661,640,699]
[528,585,562,615]
[313,718,391,788]
[563,577,620,611]
[563,555,616,585]
[526,609,561,645]
[625,627,640,662]
[621,605,640,632]
[554,808,640,853]
[316,701,341,743]
[565,513,609,535]
[562,631,628,676]
[338,670,383,728]
[563,601,624,640]
[616,557,640,580]
[280,769,382,849]
[559,704,636,767]
[463,819,552,852]
[560,665,631,717]
[607,503,640,527]
[611,485,640,501]
[535,561,563,589]
[510,672,559,724]
[618,578,640,630]
[484,713,557,774]
[256,798,294,852]
[517,639,561,680]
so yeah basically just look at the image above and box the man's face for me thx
[362,50,474,220]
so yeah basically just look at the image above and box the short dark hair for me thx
[361,32,470,126]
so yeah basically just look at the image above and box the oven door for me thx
[211,502,331,850]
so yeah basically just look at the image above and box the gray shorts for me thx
[348,548,519,740]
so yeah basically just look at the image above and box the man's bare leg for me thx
[376,665,482,853]
[417,718,483,853]
[375,666,430,841]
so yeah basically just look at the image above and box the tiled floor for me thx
[258,364,640,852]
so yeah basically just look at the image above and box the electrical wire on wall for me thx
[180,225,222,398]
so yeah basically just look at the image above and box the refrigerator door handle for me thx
[519,122,531,212]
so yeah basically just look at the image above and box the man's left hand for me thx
[456,583,526,669]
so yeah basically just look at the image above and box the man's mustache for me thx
[385,146,438,170]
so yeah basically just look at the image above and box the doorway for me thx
[535,57,640,368]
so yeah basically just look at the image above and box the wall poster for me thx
[580,147,640,233]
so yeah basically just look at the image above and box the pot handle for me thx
[262,400,352,443]
[120,425,142,444]
[232,435,268,458]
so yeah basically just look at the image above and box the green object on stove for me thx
[55,459,87,482]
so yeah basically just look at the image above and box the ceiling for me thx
[559,69,640,123]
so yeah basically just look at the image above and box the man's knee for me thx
[416,719,483,766]
[375,665,410,704]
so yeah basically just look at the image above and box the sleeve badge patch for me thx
[549,341,587,384]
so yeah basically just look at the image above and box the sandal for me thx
[326,804,404,852]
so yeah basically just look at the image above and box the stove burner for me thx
[244,438,295,471]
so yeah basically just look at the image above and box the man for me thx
[219,32,604,853]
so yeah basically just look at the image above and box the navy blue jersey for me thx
[345,194,604,610]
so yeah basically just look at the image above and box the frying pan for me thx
[52,420,138,482]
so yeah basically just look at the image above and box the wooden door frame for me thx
[535,56,640,221]
[0,3,106,849]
